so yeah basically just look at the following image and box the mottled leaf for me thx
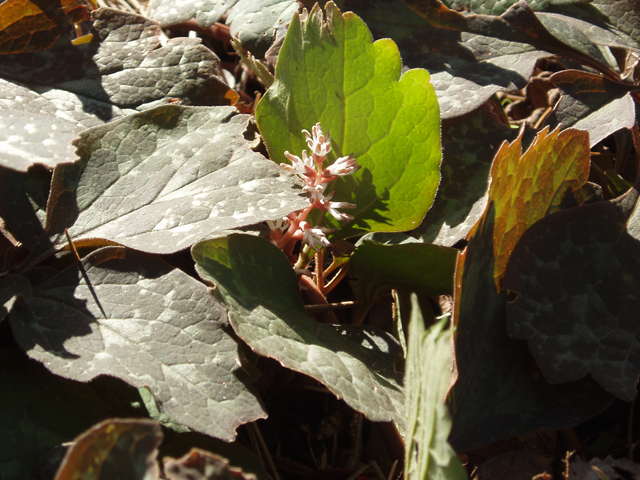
[147,0,238,27]
[349,239,458,324]
[449,204,614,452]
[440,0,591,16]
[147,0,296,58]
[338,0,546,119]
[0,0,89,54]
[413,104,518,245]
[53,418,162,480]
[487,126,591,289]
[0,77,134,131]
[548,70,638,147]
[0,109,80,171]
[0,8,234,110]
[164,448,257,480]
[505,187,640,401]
[0,349,115,480]
[46,105,308,254]
[592,0,640,45]
[192,233,405,426]
[9,246,266,441]
[226,0,298,58]
[404,296,467,480]
[256,2,441,238]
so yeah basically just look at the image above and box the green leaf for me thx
[46,105,308,254]
[8,246,266,442]
[349,239,458,324]
[53,418,162,480]
[413,104,518,245]
[164,448,258,480]
[548,70,638,147]
[0,349,116,480]
[192,233,405,426]
[404,295,467,480]
[505,187,640,401]
[0,8,233,109]
[255,2,441,238]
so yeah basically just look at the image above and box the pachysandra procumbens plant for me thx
[267,122,360,269]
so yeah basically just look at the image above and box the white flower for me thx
[302,183,328,203]
[323,154,360,178]
[298,221,332,250]
[302,122,331,161]
[266,217,289,233]
[326,201,356,222]
[283,150,316,185]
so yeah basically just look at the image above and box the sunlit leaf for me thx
[404,295,467,480]
[45,105,308,254]
[548,70,638,147]
[9,246,266,442]
[337,0,546,119]
[192,233,405,426]
[487,126,591,289]
[256,1,441,237]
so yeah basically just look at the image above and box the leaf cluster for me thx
[2,0,640,479]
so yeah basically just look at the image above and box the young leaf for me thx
[404,295,467,480]
[53,418,162,480]
[256,2,441,238]
[46,105,308,254]
[505,187,640,401]
[8,246,266,442]
[487,126,591,289]
[192,233,405,427]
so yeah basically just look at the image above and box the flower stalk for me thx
[268,122,360,255]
